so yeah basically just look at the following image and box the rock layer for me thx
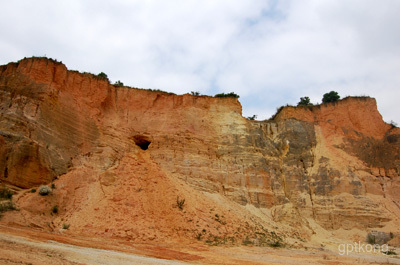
[0,57,399,243]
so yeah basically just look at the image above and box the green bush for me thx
[190,91,200,96]
[214,92,240,98]
[52,205,58,214]
[114,80,124,86]
[62,223,70,229]
[97,72,108,79]
[322,91,340,103]
[297,96,313,106]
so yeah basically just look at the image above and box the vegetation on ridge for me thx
[297,96,313,107]
[268,91,342,120]
[322,91,340,103]
[114,80,124,86]
[214,92,240,98]
[97,72,109,80]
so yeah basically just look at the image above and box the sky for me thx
[1,0,399,123]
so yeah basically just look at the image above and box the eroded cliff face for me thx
[0,57,399,243]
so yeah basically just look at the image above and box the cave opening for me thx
[132,135,151,150]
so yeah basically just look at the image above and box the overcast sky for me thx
[1,0,399,123]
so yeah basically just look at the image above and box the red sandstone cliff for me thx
[0,57,399,246]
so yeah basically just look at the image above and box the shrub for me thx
[51,205,58,214]
[190,91,200,96]
[0,186,13,199]
[176,196,185,210]
[51,183,56,189]
[0,201,15,211]
[97,72,108,79]
[0,201,16,214]
[145,88,175,95]
[247,115,257,120]
[366,234,376,244]
[39,185,52,196]
[322,91,340,103]
[214,92,240,98]
[114,80,124,86]
[297,96,313,106]
[268,240,283,248]
[31,189,36,193]
[366,231,391,245]
[383,249,397,255]
[62,223,70,229]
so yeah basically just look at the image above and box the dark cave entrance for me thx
[132,135,151,150]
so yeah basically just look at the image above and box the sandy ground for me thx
[0,232,186,265]
[1,225,400,265]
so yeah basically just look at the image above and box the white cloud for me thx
[0,0,399,123]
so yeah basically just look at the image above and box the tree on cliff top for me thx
[322,91,340,103]
[97,72,108,80]
[297,96,313,106]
